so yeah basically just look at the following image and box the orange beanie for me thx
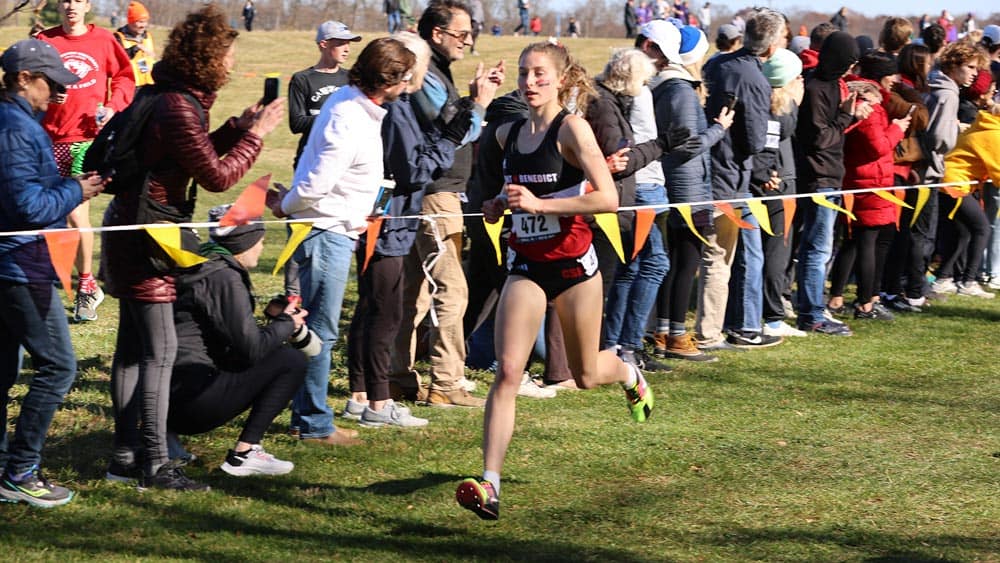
[127,1,150,24]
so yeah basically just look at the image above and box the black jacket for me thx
[173,252,295,375]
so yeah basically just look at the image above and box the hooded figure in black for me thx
[795,31,860,192]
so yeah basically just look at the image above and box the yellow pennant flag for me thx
[594,212,625,263]
[483,213,507,266]
[811,194,856,221]
[746,199,772,236]
[874,189,912,209]
[947,195,963,220]
[677,204,710,245]
[144,226,208,269]
[909,187,930,227]
[272,222,312,276]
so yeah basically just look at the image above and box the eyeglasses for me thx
[437,27,473,41]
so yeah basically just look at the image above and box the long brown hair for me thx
[519,41,596,116]
[160,5,239,93]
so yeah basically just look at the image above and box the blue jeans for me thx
[0,282,76,475]
[725,206,764,332]
[796,190,839,325]
[291,229,354,438]
[603,184,670,349]
[515,7,529,33]
[983,182,1000,280]
[387,11,401,33]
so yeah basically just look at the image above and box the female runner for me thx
[455,41,654,521]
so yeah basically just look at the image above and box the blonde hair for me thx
[596,48,655,97]
[520,41,596,115]
[391,31,431,89]
[770,85,795,115]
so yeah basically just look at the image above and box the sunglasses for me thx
[40,74,67,95]
[437,27,472,41]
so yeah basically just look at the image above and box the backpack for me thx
[83,86,205,195]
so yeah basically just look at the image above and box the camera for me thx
[265,295,321,357]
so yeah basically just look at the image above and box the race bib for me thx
[512,213,562,242]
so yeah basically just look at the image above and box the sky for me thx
[549,0,992,20]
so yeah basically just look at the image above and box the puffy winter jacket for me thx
[0,95,83,284]
[101,62,264,302]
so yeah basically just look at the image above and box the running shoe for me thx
[726,330,784,348]
[517,372,557,398]
[0,466,73,507]
[930,277,957,294]
[456,478,499,520]
[623,369,654,422]
[341,398,366,421]
[853,305,894,321]
[139,464,210,492]
[798,320,853,336]
[762,321,808,338]
[220,445,294,476]
[73,285,104,322]
[105,460,142,484]
[956,281,995,299]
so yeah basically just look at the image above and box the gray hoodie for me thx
[922,69,960,181]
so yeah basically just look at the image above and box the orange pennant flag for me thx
[715,202,754,229]
[43,230,80,300]
[362,218,383,273]
[843,192,855,223]
[782,198,796,244]
[632,209,656,260]
[220,174,271,227]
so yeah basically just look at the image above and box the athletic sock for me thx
[622,361,638,388]
[78,273,97,293]
[656,318,670,334]
[482,470,500,496]
[669,321,686,337]
[765,320,782,329]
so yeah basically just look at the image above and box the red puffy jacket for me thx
[843,79,905,227]
[101,64,263,302]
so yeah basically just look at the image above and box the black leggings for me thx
[936,193,990,283]
[658,224,703,323]
[829,224,895,304]
[762,198,793,323]
[168,347,307,445]
[347,253,406,402]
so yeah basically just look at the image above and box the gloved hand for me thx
[441,106,474,145]
[657,126,701,155]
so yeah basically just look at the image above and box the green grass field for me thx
[1,25,999,561]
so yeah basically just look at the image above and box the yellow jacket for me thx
[944,110,1000,191]
[114,28,155,86]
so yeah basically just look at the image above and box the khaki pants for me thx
[694,210,740,346]
[392,192,469,391]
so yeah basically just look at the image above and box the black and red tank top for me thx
[502,110,592,261]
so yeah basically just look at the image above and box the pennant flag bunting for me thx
[874,189,911,209]
[910,187,929,227]
[782,198,795,244]
[362,218,383,273]
[715,202,754,229]
[43,230,80,300]
[947,195,963,220]
[746,199,772,236]
[483,211,509,266]
[811,194,856,221]
[677,204,710,245]
[594,212,625,263]
[632,209,656,260]
[220,174,271,226]
[144,226,208,269]
[272,222,312,276]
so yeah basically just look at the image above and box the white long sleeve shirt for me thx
[282,85,387,235]
[631,86,666,186]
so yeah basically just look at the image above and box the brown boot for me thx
[302,428,362,446]
[652,332,668,356]
[665,333,718,362]
[422,388,486,408]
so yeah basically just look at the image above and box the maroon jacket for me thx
[843,79,904,227]
[101,63,263,302]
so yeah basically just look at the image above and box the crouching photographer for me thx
[165,205,309,479]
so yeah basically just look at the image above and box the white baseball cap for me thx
[640,20,682,65]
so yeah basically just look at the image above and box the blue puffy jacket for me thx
[0,95,82,284]
[651,73,726,226]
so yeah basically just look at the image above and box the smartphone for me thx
[724,93,739,112]
[372,179,395,217]
[906,104,916,116]
[263,76,280,105]
[616,137,631,151]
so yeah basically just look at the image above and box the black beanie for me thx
[858,51,898,81]
[207,204,265,255]
[816,31,859,81]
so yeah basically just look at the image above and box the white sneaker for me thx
[822,309,845,325]
[458,376,477,393]
[988,279,1000,291]
[956,280,996,299]
[906,296,927,307]
[517,373,557,398]
[341,399,366,421]
[762,321,808,338]
[359,400,429,428]
[931,277,957,294]
[220,445,294,476]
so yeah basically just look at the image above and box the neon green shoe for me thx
[456,478,499,520]
[624,371,654,422]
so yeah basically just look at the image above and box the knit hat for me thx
[815,31,859,81]
[762,48,802,87]
[962,68,994,101]
[857,51,897,81]
[640,20,682,65]
[127,1,149,24]
[789,35,810,55]
[208,204,265,255]
[678,26,708,66]
[854,35,874,56]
